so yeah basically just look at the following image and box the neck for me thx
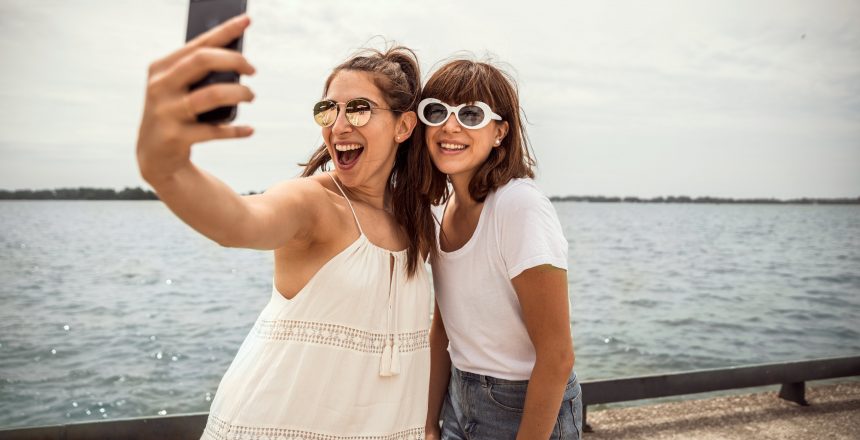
[334,171,388,211]
[449,171,480,209]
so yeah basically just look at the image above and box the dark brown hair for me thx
[299,45,436,276]
[416,59,535,205]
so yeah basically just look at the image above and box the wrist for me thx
[139,158,193,190]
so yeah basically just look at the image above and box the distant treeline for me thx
[549,195,860,205]
[1,188,858,204]
[0,187,158,200]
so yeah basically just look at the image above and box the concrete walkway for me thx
[585,381,860,439]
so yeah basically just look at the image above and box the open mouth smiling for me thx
[335,143,364,169]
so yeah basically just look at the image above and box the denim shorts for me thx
[440,367,583,440]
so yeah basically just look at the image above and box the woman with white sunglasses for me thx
[417,60,582,439]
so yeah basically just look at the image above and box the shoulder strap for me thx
[327,172,365,235]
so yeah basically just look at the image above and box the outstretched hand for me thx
[136,14,256,185]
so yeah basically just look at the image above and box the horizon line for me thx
[1,186,859,203]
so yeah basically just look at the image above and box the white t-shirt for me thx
[431,178,569,380]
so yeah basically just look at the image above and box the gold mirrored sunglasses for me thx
[313,98,396,127]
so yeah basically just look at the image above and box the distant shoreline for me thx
[1,187,858,204]
[548,195,860,205]
[0,187,260,201]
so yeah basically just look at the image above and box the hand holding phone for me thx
[137,12,255,187]
[186,0,248,123]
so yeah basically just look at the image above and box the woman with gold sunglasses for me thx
[136,15,435,439]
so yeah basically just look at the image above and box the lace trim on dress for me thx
[203,415,425,440]
[252,320,429,354]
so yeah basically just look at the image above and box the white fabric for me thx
[431,178,568,380]
[201,175,431,440]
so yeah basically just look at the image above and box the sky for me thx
[0,0,858,199]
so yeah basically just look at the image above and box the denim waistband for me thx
[452,366,577,386]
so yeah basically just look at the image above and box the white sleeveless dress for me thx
[201,174,431,440]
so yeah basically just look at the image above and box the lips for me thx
[438,142,469,155]
[335,143,364,170]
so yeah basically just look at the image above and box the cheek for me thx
[424,128,440,148]
[322,128,335,153]
[475,127,497,145]
[363,128,398,156]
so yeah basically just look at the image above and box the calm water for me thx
[1,201,858,428]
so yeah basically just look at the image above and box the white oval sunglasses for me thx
[417,98,502,129]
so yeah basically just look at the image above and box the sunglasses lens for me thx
[457,105,486,127]
[313,100,337,127]
[423,103,450,125]
[345,99,372,127]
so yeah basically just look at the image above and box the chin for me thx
[432,164,466,177]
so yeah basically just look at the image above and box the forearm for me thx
[425,343,451,431]
[145,161,253,247]
[425,306,451,435]
[516,356,572,440]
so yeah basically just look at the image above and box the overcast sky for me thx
[1,0,858,198]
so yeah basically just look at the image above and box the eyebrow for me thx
[322,96,381,106]
[356,96,379,106]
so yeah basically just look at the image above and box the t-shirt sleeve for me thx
[496,182,569,279]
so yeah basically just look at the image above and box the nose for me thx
[441,111,462,133]
[330,104,353,135]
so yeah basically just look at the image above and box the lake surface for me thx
[1,201,858,428]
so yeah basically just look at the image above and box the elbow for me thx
[558,348,575,373]
[536,346,575,375]
[214,237,239,248]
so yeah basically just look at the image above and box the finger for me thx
[167,48,256,90]
[152,14,251,74]
[188,13,251,51]
[186,123,254,144]
[187,83,255,115]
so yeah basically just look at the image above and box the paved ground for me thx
[585,381,860,439]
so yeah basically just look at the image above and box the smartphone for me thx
[185,0,248,123]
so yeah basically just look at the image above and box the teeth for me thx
[440,143,467,150]
[335,143,363,151]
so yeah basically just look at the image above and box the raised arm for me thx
[136,15,318,250]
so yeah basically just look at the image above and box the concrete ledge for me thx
[585,381,860,439]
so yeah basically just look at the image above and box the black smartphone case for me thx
[185,0,248,124]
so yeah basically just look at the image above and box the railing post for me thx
[582,405,592,433]
[778,381,808,406]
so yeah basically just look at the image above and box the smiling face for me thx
[322,70,413,190]
[424,100,508,181]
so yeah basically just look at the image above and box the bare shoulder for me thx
[263,175,328,199]
[261,174,348,212]
[238,174,343,248]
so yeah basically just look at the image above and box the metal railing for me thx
[579,355,860,431]
[1,356,857,439]
[0,413,207,440]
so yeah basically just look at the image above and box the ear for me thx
[493,121,510,148]
[394,111,418,143]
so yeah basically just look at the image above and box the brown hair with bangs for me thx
[299,45,436,277]
[416,59,535,205]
